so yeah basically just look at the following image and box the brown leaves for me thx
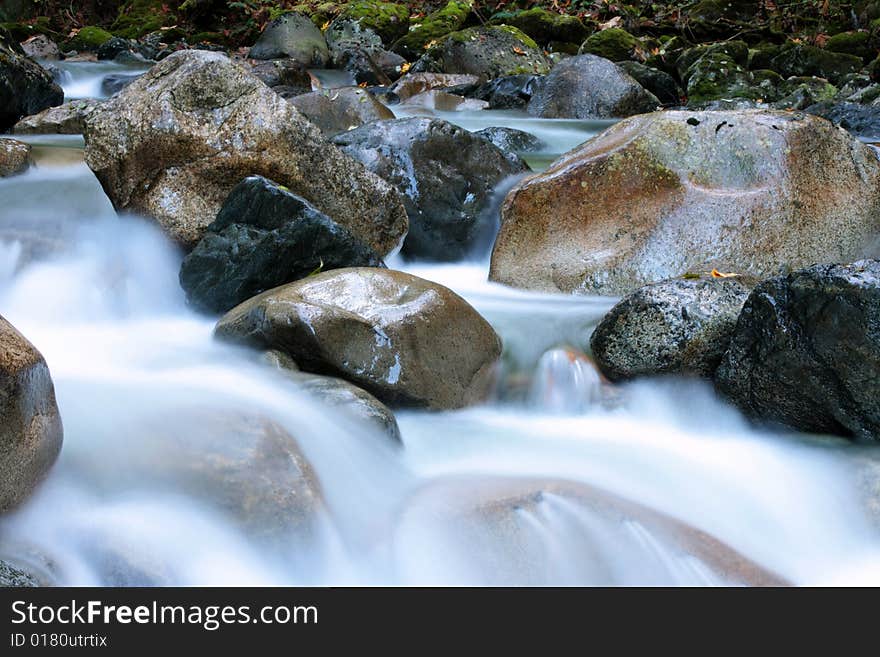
[512,46,526,56]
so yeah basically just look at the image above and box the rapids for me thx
[2,65,880,586]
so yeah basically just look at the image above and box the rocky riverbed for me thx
[2,1,880,586]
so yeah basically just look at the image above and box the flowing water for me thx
[2,65,880,586]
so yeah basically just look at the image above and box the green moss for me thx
[112,0,178,39]
[339,2,409,44]
[66,26,112,51]
[770,43,862,84]
[191,31,225,44]
[390,0,472,58]
[686,52,756,103]
[578,28,640,62]
[677,41,749,81]
[825,31,873,61]
[748,42,782,70]
[489,8,589,45]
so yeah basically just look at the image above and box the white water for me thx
[2,69,880,586]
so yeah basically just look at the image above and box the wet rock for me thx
[0,560,40,587]
[0,138,32,177]
[248,12,329,66]
[334,118,527,260]
[397,476,786,585]
[83,50,407,255]
[805,101,880,139]
[215,268,503,409]
[684,51,756,104]
[265,353,401,444]
[135,409,324,542]
[96,36,135,61]
[677,41,750,81]
[770,44,862,85]
[616,61,681,106]
[578,27,642,62]
[390,72,480,100]
[490,110,880,295]
[21,34,59,60]
[336,46,407,85]
[716,260,880,441]
[246,58,311,92]
[457,74,544,109]
[12,99,100,135]
[325,16,384,64]
[527,54,659,119]
[180,175,384,314]
[0,28,64,132]
[0,315,63,511]
[287,86,394,137]
[391,0,472,59]
[412,25,551,79]
[772,76,837,110]
[475,126,545,153]
[100,72,143,96]
[590,274,754,382]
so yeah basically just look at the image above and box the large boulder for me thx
[0,138,31,177]
[12,99,101,135]
[716,260,880,441]
[578,28,642,62]
[179,175,384,314]
[770,44,862,85]
[0,316,63,511]
[490,110,880,295]
[590,273,754,382]
[248,12,329,66]
[287,87,394,137]
[0,28,64,131]
[412,25,552,79]
[333,118,527,260]
[527,54,659,119]
[83,50,407,254]
[215,268,502,409]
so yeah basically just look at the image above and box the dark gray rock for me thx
[806,101,880,139]
[247,58,311,91]
[0,28,64,132]
[475,126,545,153]
[527,54,659,119]
[248,12,329,66]
[96,37,135,61]
[716,260,880,441]
[333,118,528,261]
[456,74,545,109]
[337,47,406,86]
[100,72,142,96]
[180,175,384,314]
[616,61,682,106]
[590,274,754,382]
[287,86,394,137]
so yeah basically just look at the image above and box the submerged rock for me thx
[287,86,394,137]
[0,28,64,132]
[397,89,488,112]
[590,274,754,382]
[527,54,659,119]
[333,118,527,261]
[490,110,880,295]
[13,99,100,135]
[180,175,384,314]
[0,139,32,177]
[248,12,329,66]
[215,268,503,409]
[716,260,880,441]
[83,50,407,254]
[0,316,63,511]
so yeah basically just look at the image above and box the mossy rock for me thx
[578,28,641,62]
[773,76,838,109]
[748,42,782,70]
[391,0,473,59]
[683,0,760,38]
[825,31,875,62]
[677,41,749,82]
[191,31,226,45]
[686,51,756,103]
[643,35,692,74]
[547,40,581,55]
[338,2,409,45]
[0,17,55,42]
[489,8,590,46]
[112,0,178,39]
[412,24,550,78]
[770,43,862,84]
[65,26,113,52]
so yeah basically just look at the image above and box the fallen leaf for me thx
[711,269,740,278]
[512,46,526,56]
